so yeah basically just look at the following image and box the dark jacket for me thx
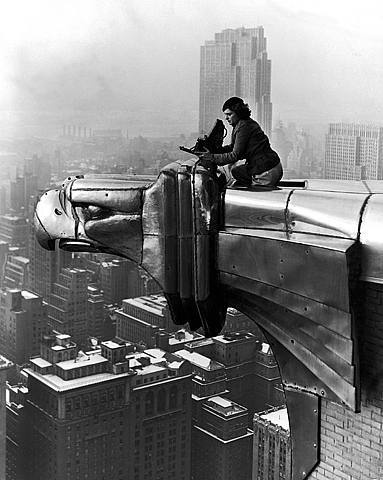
[211,118,280,174]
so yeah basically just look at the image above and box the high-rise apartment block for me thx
[324,123,383,180]
[0,289,47,370]
[48,268,88,346]
[0,355,13,480]
[252,407,291,480]
[199,27,272,136]
[24,334,192,480]
[192,396,253,480]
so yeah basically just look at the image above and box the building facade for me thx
[48,268,88,346]
[0,289,47,370]
[199,27,272,136]
[324,123,383,180]
[192,396,253,480]
[24,334,192,480]
[252,407,291,480]
[2,255,29,290]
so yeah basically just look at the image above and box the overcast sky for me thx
[1,0,383,136]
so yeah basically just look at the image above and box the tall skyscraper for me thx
[324,123,383,180]
[252,407,291,480]
[2,255,29,290]
[48,268,88,346]
[199,27,272,136]
[0,289,47,371]
[24,334,192,480]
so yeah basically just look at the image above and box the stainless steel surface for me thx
[224,188,290,230]
[359,194,383,282]
[288,190,368,238]
[228,289,359,409]
[284,388,319,479]
[219,229,355,312]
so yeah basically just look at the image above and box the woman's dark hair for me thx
[222,97,251,119]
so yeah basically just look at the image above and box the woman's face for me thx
[223,108,240,127]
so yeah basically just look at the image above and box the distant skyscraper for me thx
[324,123,383,180]
[24,334,192,480]
[0,215,28,251]
[199,27,272,136]
[48,268,88,346]
[2,255,29,290]
[87,285,106,341]
[0,289,47,371]
[252,407,291,480]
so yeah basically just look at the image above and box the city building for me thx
[0,289,47,374]
[0,215,28,251]
[100,258,132,304]
[0,355,13,480]
[6,383,28,480]
[27,209,72,300]
[324,123,383,180]
[221,307,262,335]
[192,396,253,480]
[87,285,107,341]
[185,332,282,418]
[24,334,192,480]
[0,186,7,215]
[156,329,204,353]
[2,255,29,290]
[174,349,227,421]
[48,268,88,346]
[254,342,282,412]
[115,295,179,347]
[252,407,291,480]
[199,27,272,136]
[0,241,9,286]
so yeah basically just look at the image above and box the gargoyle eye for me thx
[54,208,62,215]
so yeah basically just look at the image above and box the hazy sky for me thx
[1,0,383,136]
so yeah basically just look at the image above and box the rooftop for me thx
[260,407,289,431]
[206,396,248,416]
[0,355,13,370]
[175,349,224,371]
[21,290,39,300]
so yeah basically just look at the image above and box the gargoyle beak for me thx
[34,189,77,250]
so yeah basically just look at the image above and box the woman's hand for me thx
[196,148,214,169]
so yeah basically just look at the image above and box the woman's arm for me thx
[210,123,249,166]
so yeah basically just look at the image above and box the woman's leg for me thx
[231,163,252,186]
[252,162,283,187]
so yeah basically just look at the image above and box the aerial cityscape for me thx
[1,1,383,479]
